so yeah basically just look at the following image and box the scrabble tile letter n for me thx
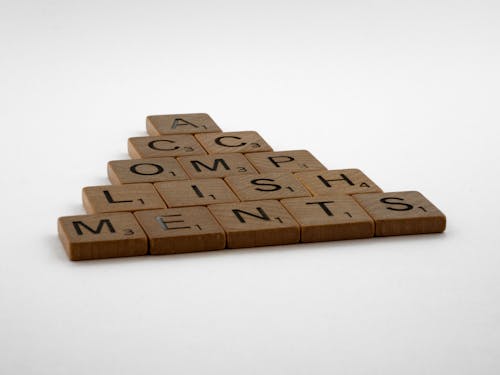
[58,213,148,260]
[208,200,300,248]
[353,191,446,236]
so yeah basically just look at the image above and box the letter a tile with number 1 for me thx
[147,113,222,135]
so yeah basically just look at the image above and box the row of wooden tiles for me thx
[113,148,331,184]
[59,192,446,261]
[85,169,381,213]
[130,130,274,158]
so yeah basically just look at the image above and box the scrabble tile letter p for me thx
[246,150,326,173]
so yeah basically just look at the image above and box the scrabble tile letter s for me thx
[353,191,446,236]
[208,200,300,248]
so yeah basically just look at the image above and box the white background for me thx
[1,1,499,374]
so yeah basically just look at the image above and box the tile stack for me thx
[58,113,446,260]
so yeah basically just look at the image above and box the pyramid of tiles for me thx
[58,113,446,261]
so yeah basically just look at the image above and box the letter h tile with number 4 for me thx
[295,169,382,196]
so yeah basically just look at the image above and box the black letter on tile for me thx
[191,158,230,172]
[268,156,295,168]
[148,139,180,151]
[232,207,270,223]
[103,190,134,204]
[130,163,164,175]
[251,178,282,192]
[214,136,246,148]
[73,219,115,235]
[318,173,354,188]
[306,201,335,216]
[381,197,414,211]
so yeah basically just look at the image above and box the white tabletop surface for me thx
[1,1,499,374]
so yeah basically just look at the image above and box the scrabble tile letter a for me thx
[146,113,222,135]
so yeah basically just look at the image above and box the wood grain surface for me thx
[134,207,226,255]
[353,191,446,236]
[58,212,148,260]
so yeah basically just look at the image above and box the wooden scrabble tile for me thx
[353,191,446,236]
[225,172,311,201]
[281,195,374,242]
[195,131,273,154]
[108,157,188,184]
[82,183,166,214]
[154,178,239,207]
[245,150,327,173]
[208,200,300,248]
[146,113,221,135]
[128,135,207,159]
[134,207,225,255]
[177,153,258,179]
[295,169,382,196]
[58,212,148,260]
